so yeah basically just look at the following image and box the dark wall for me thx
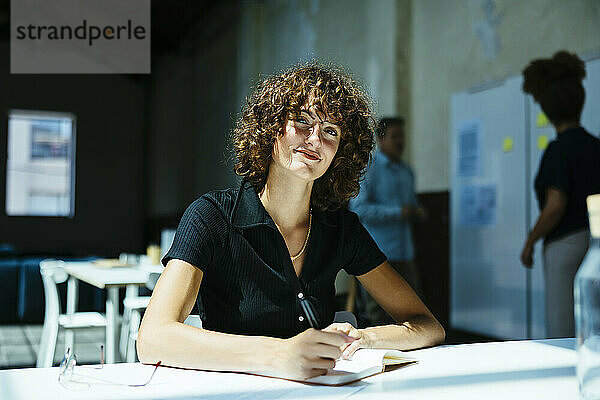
[413,191,450,328]
[145,4,240,244]
[0,43,147,256]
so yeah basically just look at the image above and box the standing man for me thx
[349,117,425,326]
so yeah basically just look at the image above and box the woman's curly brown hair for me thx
[232,62,376,211]
[522,50,586,124]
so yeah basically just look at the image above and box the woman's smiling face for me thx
[272,105,342,182]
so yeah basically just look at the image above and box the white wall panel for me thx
[450,76,528,339]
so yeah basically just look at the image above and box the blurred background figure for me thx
[519,51,600,338]
[350,117,426,326]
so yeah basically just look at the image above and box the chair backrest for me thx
[39,259,68,319]
[145,272,161,291]
[184,314,203,328]
[333,311,358,328]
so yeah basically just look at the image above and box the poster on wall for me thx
[459,184,497,227]
[457,119,481,178]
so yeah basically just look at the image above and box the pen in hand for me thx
[298,292,358,342]
[298,292,321,329]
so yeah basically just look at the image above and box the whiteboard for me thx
[450,76,528,339]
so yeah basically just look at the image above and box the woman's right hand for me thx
[269,328,350,380]
[520,239,534,268]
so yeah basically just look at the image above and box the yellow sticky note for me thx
[502,137,514,152]
[536,112,549,127]
[537,135,549,150]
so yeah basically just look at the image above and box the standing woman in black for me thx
[520,51,600,338]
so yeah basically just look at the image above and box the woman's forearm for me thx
[137,321,281,373]
[362,314,445,350]
[527,207,564,245]
[528,188,567,245]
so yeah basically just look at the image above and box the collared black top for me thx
[534,127,600,243]
[162,179,387,339]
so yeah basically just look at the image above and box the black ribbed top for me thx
[163,179,387,338]
[535,127,600,243]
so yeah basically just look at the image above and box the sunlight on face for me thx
[272,105,342,182]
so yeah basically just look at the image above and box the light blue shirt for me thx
[349,151,418,261]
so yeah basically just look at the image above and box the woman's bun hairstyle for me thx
[522,50,586,124]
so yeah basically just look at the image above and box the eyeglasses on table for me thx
[58,346,161,390]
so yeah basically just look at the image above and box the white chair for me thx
[123,312,202,362]
[333,311,358,328]
[37,260,107,368]
[120,272,160,362]
[184,314,203,328]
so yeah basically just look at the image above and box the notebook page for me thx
[382,349,415,365]
[332,349,391,373]
[304,349,416,385]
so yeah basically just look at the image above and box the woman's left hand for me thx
[323,322,373,359]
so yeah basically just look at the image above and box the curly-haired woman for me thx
[519,51,600,338]
[137,63,445,380]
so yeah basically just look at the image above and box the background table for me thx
[0,338,578,399]
[62,261,163,363]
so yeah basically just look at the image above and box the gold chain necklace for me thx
[290,210,312,262]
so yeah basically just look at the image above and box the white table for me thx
[62,261,163,364]
[0,338,578,399]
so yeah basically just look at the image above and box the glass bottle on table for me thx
[575,194,600,399]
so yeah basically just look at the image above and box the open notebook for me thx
[303,349,417,386]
